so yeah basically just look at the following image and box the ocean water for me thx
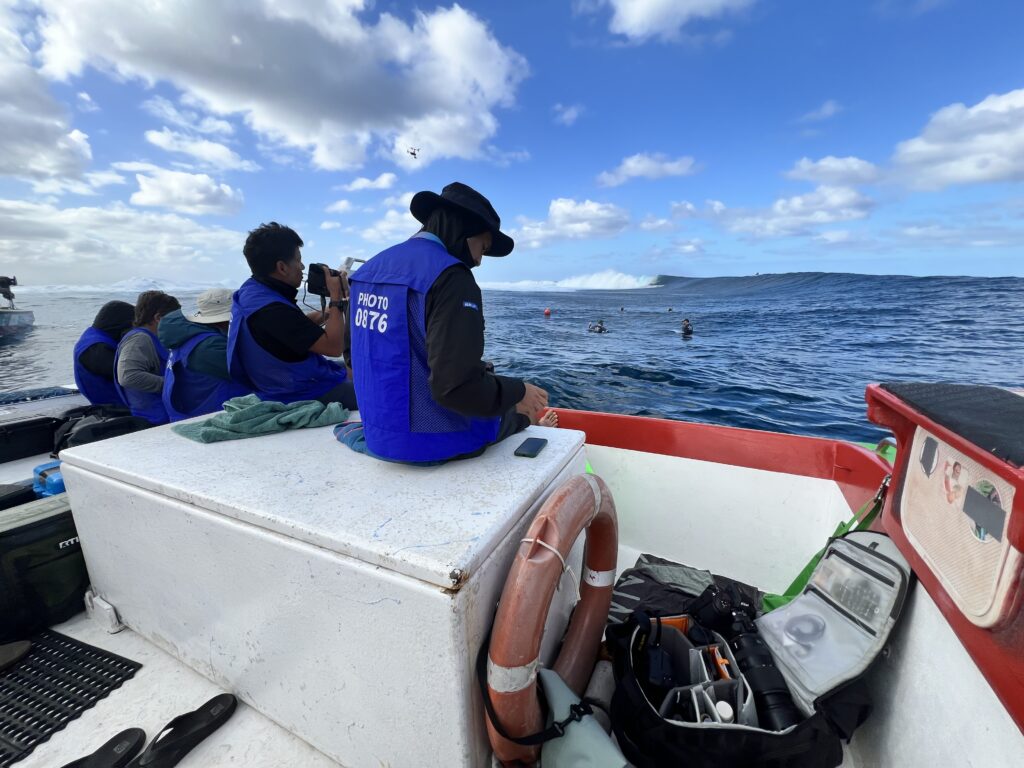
[2,273,1022,443]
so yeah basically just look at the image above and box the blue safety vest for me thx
[228,278,346,403]
[113,328,170,425]
[349,236,501,462]
[73,326,122,406]
[163,331,251,422]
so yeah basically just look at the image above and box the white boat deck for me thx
[16,615,341,768]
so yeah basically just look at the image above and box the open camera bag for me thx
[608,531,911,768]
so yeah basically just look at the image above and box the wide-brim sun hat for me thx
[186,288,234,324]
[410,182,515,256]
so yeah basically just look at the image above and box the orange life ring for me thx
[485,473,618,765]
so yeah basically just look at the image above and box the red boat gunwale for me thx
[553,408,891,513]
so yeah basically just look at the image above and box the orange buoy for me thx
[543,308,551,316]
[484,474,618,765]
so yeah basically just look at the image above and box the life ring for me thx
[485,473,618,765]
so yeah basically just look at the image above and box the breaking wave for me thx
[480,270,655,292]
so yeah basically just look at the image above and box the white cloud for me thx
[325,199,352,213]
[125,166,244,215]
[592,0,755,42]
[512,198,630,249]
[891,88,1024,190]
[800,99,843,122]
[728,186,874,237]
[76,91,98,112]
[0,198,242,283]
[360,209,420,243]
[640,216,674,231]
[320,221,341,230]
[344,173,397,191]
[32,3,529,171]
[787,156,880,185]
[0,5,91,181]
[597,152,697,187]
[814,230,853,245]
[145,128,259,171]
[671,200,697,218]
[553,102,584,126]
[141,96,233,136]
[382,191,415,208]
[480,270,653,291]
[31,169,126,196]
[706,199,727,214]
[673,238,704,253]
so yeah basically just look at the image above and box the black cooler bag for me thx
[0,493,89,642]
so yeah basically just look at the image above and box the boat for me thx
[1,382,1022,767]
[0,309,34,340]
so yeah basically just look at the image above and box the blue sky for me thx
[1,0,1023,287]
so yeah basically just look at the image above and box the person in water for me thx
[228,222,356,408]
[159,289,252,421]
[589,320,607,333]
[0,275,16,308]
[682,318,693,336]
[73,300,135,406]
[115,291,180,425]
[347,181,556,464]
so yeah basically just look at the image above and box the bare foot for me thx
[539,410,559,428]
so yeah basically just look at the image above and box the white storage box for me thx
[59,422,586,767]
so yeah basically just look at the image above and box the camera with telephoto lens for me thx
[689,583,803,731]
[306,263,339,297]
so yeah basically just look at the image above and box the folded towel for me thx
[173,394,349,443]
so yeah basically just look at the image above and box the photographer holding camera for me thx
[228,222,356,408]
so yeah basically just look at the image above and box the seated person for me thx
[0,275,15,308]
[348,182,556,464]
[228,222,356,407]
[159,289,252,421]
[115,290,180,425]
[73,300,135,405]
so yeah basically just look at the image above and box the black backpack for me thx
[52,404,151,455]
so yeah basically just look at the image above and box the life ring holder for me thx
[483,473,619,765]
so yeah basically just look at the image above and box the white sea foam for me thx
[15,277,241,294]
[479,270,655,292]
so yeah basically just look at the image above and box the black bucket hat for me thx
[410,182,514,257]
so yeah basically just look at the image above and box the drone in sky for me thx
[407,147,420,159]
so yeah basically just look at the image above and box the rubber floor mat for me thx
[0,630,142,767]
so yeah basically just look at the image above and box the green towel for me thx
[172,395,349,443]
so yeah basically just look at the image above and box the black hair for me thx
[420,207,488,267]
[243,222,304,277]
[93,300,135,340]
[134,291,181,327]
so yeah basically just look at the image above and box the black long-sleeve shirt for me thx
[424,265,525,418]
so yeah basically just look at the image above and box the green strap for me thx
[762,475,891,613]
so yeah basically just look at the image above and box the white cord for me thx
[521,537,581,603]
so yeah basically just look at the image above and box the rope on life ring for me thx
[484,473,618,765]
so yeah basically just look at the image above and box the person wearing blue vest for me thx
[159,288,252,421]
[228,222,356,407]
[114,290,180,425]
[347,182,555,464]
[73,300,135,406]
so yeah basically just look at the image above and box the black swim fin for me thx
[0,640,31,673]
[60,728,146,768]
[130,693,237,767]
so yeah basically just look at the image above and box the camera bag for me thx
[607,613,845,768]
[0,493,89,643]
[757,531,911,719]
[607,533,910,768]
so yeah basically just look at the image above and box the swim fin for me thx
[130,693,237,767]
[59,728,146,768]
[0,640,31,673]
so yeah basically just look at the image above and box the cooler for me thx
[59,421,586,767]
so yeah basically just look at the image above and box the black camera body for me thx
[307,263,339,297]
[689,584,803,731]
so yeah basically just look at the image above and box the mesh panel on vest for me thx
[408,290,470,434]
